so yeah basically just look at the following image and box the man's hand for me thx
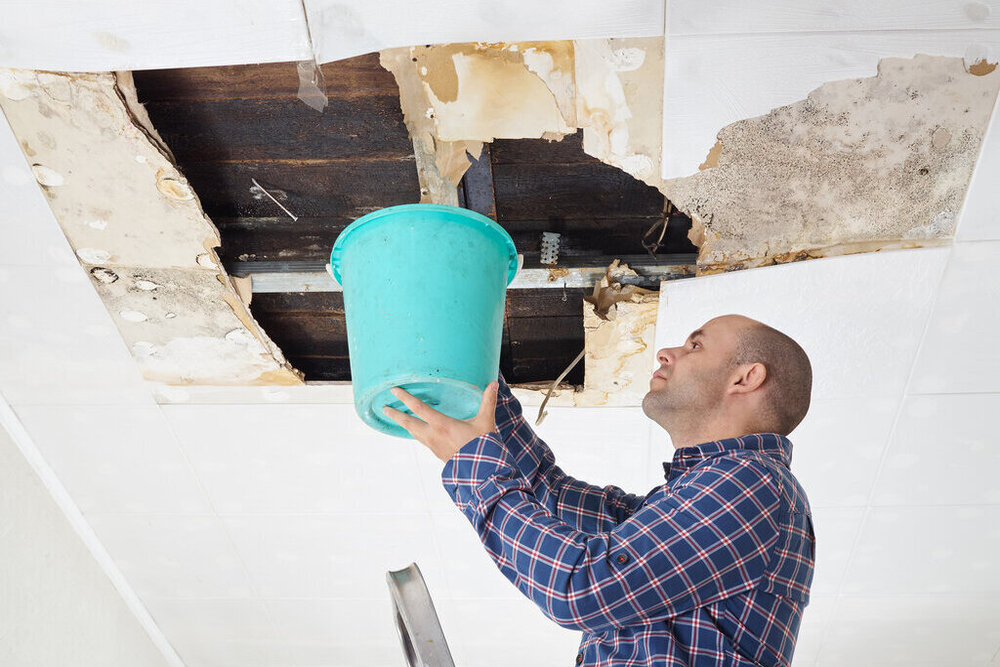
[382,381,500,463]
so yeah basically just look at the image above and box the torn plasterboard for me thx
[574,36,666,192]
[0,68,303,385]
[578,260,658,406]
[380,42,577,202]
[660,54,1000,275]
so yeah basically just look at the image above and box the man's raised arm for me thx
[488,370,652,533]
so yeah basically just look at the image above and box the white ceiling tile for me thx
[655,247,950,400]
[84,514,254,599]
[533,405,663,494]
[12,404,212,514]
[809,507,866,596]
[790,593,835,666]
[305,0,663,64]
[435,596,582,667]
[0,264,152,406]
[162,404,426,514]
[141,598,284,667]
[222,514,442,600]
[668,0,1000,34]
[0,1,311,71]
[956,91,1000,242]
[264,599,404,665]
[816,595,1000,665]
[873,394,1000,506]
[910,241,1000,394]
[790,397,900,508]
[0,118,80,267]
[430,511,524,600]
[414,443,465,515]
[842,506,1000,595]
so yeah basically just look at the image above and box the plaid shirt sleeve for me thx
[491,371,651,533]
[441,432,782,634]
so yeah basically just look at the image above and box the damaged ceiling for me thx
[1,36,997,401]
[3,45,704,395]
[3,3,1000,667]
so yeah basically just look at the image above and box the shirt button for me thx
[615,552,629,565]
[575,652,584,665]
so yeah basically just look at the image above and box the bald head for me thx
[644,314,813,448]
[725,316,813,435]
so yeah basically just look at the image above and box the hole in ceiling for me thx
[131,52,698,385]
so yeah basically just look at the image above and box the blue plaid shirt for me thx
[442,372,815,666]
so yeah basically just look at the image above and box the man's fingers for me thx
[479,381,499,423]
[382,404,424,433]
[387,387,440,423]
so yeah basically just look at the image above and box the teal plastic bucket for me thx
[329,203,519,438]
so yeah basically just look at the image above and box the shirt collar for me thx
[661,432,792,481]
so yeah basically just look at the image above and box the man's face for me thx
[642,315,750,430]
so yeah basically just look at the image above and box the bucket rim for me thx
[328,203,519,286]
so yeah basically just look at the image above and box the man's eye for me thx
[691,342,700,349]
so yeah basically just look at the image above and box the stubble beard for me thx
[643,367,726,436]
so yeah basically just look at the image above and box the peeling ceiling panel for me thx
[575,37,665,190]
[305,0,664,64]
[0,1,311,71]
[661,29,1000,178]
[661,55,1000,273]
[0,69,302,386]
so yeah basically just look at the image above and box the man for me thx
[383,313,815,666]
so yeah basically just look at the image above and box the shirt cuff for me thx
[440,431,523,512]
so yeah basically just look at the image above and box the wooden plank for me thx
[182,159,420,219]
[141,95,413,162]
[132,53,399,102]
[490,132,598,165]
[493,162,664,220]
[247,309,349,355]
[508,316,585,384]
[211,217,344,263]
[282,356,352,381]
[249,291,344,313]
[506,288,589,318]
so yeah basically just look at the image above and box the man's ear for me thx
[732,362,767,393]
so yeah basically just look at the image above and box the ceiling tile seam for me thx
[665,27,1000,39]
[808,593,848,663]
[151,400,273,612]
[810,244,957,659]
[403,444,457,599]
[954,89,1000,241]
[858,241,956,508]
[0,389,187,667]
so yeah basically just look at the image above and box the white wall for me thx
[0,421,176,667]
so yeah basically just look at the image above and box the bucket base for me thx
[359,375,486,439]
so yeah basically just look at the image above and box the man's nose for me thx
[657,347,678,366]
